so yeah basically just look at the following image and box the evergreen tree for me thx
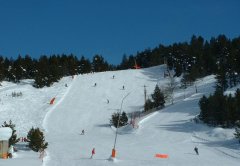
[151,85,165,108]
[2,120,19,147]
[226,94,237,126]
[235,89,240,121]
[67,54,79,75]
[110,111,128,128]
[144,98,154,111]
[199,89,240,127]
[212,89,227,125]
[34,56,50,88]
[164,74,177,104]
[0,56,5,81]
[119,54,129,69]
[234,121,240,143]
[78,56,91,74]
[92,55,109,72]
[199,95,209,123]
[181,71,195,88]
[128,55,135,69]
[23,55,36,79]
[27,127,48,152]
[121,112,128,126]
[215,67,228,92]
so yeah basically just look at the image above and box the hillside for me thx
[0,65,240,166]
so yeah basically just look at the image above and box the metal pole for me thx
[144,85,147,104]
[112,92,130,157]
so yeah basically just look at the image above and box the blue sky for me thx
[0,0,239,65]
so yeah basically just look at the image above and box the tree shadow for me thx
[155,118,240,154]
[95,124,110,128]
[19,80,35,86]
[155,120,209,134]
[139,65,166,82]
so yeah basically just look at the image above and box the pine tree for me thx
[34,55,53,87]
[215,68,228,92]
[23,55,36,79]
[92,55,109,72]
[151,85,165,108]
[206,89,227,126]
[2,120,19,147]
[27,127,48,152]
[234,121,240,143]
[199,95,209,123]
[120,54,129,69]
[0,56,5,81]
[67,54,79,75]
[226,94,236,126]
[164,74,177,104]
[78,56,91,74]
[144,98,154,111]
[120,112,128,126]
[110,111,128,128]
[235,89,240,121]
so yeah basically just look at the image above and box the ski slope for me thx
[0,65,240,166]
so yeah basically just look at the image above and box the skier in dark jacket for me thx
[194,146,199,155]
[81,129,85,135]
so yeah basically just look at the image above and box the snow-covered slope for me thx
[0,65,240,166]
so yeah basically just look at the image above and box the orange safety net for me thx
[155,154,169,158]
[50,97,56,105]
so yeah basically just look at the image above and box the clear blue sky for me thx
[0,0,239,65]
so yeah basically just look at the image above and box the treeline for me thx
[199,89,240,127]
[0,54,114,88]
[0,34,240,89]
[119,35,240,90]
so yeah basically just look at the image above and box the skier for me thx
[194,146,199,155]
[112,75,115,79]
[94,83,97,87]
[91,148,95,159]
[122,85,125,90]
[81,129,85,135]
[107,99,109,104]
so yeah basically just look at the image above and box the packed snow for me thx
[0,127,12,140]
[0,65,240,166]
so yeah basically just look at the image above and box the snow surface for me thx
[0,65,240,166]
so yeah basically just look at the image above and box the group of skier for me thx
[88,74,200,158]
[83,75,121,159]
[93,75,126,104]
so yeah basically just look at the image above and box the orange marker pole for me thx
[111,149,116,158]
